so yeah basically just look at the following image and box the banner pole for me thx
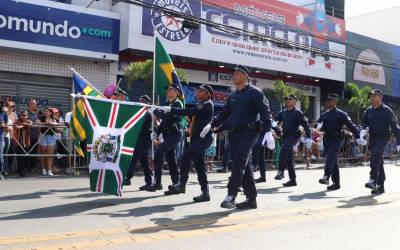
[151,33,157,160]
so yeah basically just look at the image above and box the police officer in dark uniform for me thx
[158,85,214,202]
[317,93,361,191]
[204,65,272,209]
[147,85,184,192]
[124,95,153,190]
[274,95,312,187]
[361,89,400,195]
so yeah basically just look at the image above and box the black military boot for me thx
[164,183,186,195]
[274,171,284,180]
[283,179,297,187]
[220,195,236,209]
[139,184,151,191]
[193,192,210,203]
[365,179,376,190]
[146,184,163,192]
[255,176,266,183]
[319,176,329,185]
[371,184,385,195]
[327,183,341,191]
[123,178,131,186]
[236,199,257,209]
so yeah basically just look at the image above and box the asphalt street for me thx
[1,164,400,250]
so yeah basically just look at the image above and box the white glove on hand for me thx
[158,106,171,113]
[200,124,211,138]
[360,129,367,139]
[158,133,164,143]
[305,138,313,149]
[150,132,158,141]
[262,132,275,150]
[356,138,367,146]
[316,122,323,130]
[397,145,400,152]
[272,121,278,127]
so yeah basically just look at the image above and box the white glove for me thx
[360,129,367,139]
[150,132,158,140]
[262,132,275,150]
[305,138,313,149]
[272,121,278,127]
[397,145,400,152]
[149,106,157,114]
[356,138,367,146]
[158,133,164,143]
[158,106,171,113]
[200,124,211,138]
[296,11,304,25]
[316,122,323,130]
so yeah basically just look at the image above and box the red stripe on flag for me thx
[124,107,147,129]
[109,103,117,128]
[97,169,104,192]
[121,148,134,154]
[83,99,96,127]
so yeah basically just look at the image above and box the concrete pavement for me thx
[1,164,400,250]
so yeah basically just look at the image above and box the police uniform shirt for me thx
[362,104,400,139]
[137,111,152,146]
[275,108,311,138]
[212,85,272,132]
[171,99,214,141]
[155,98,184,134]
[317,107,359,139]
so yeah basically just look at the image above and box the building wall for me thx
[0,48,117,91]
[71,0,112,11]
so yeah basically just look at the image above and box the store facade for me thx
[0,0,120,113]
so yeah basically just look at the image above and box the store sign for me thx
[353,49,386,85]
[182,84,231,107]
[0,0,120,60]
[119,0,345,81]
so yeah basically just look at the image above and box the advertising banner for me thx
[119,0,345,81]
[0,0,120,60]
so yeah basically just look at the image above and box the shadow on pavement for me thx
[0,188,90,202]
[337,195,392,208]
[129,210,239,235]
[257,186,292,195]
[288,190,343,202]
[0,194,164,221]
[95,201,194,217]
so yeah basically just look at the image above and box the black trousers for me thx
[323,137,343,184]
[154,131,183,186]
[179,136,213,193]
[126,143,152,185]
[252,135,266,177]
[369,138,387,185]
[278,135,300,180]
[227,131,259,200]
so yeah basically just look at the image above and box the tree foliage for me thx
[124,59,188,83]
[345,82,372,122]
[263,80,310,112]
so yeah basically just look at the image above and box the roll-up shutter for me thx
[0,71,72,114]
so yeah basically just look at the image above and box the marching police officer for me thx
[203,65,273,209]
[147,85,184,192]
[274,95,312,187]
[317,93,362,191]
[158,84,214,202]
[361,89,400,194]
[124,95,153,190]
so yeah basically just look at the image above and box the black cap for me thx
[285,95,298,102]
[232,65,250,76]
[369,89,383,97]
[325,93,339,101]
[167,84,183,95]
[139,95,152,104]
[198,84,214,97]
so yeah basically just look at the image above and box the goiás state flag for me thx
[80,95,148,196]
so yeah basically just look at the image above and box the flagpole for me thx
[151,32,157,160]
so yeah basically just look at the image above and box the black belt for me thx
[230,122,262,134]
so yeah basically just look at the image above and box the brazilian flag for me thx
[154,36,184,102]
